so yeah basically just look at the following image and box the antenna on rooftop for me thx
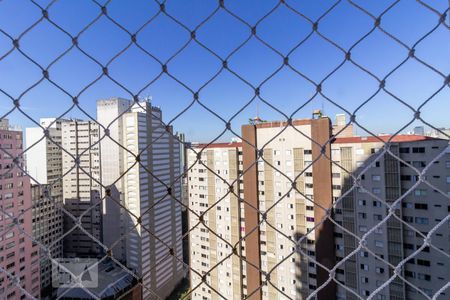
[249,100,267,125]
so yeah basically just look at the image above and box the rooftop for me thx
[192,142,243,149]
[333,134,443,144]
[56,259,136,299]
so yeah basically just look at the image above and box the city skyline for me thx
[0,1,449,299]
[0,109,449,299]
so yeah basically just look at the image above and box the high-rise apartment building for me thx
[332,114,354,138]
[413,126,425,136]
[332,135,450,300]
[62,192,102,258]
[26,118,65,294]
[188,117,336,300]
[121,100,184,299]
[61,120,102,257]
[25,118,66,192]
[97,97,132,262]
[61,120,101,201]
[188,116,449,300]
[188,141,244,299]
[427,128,450,140]
[31,184,63,295]
[0,119,40,299]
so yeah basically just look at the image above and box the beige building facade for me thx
[188,117,336,300]
[61,120,102,257]
[188,117,449,300]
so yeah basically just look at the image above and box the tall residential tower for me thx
[25,118,65,293]
[61,120,102,257]
[121,101,184,299]
[0,119,40,299]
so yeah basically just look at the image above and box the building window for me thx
[402,202,413,209]
[417,273,431,281]
[405,270,415,278]
[412,147,425,153]
[372,175,381,181]
[399,147,410,153]
[412,161,426,168]
[360,251,369,257]
[373,214,382,221]
[417,259,430,267]
[414,203,428,210]
[403,216,414,223]
[401,175,411,181]
[415,217,429,224]
[414,189,427,196]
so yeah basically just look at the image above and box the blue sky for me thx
[0,0,449,142]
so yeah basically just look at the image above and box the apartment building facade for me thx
[31,184,63,295]
[61,120,102,257]
[188,142,244,299]
[188,116,449,300]
[121,101,184,299]
[0,120,40,299]
[25,118,66,193]
[332,135,450,300]
[25,118,65,293]
[97,97,132,262]
[188,117,336,300]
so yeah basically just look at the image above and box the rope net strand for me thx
[0,0,449,300]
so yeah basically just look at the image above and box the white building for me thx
[187,142,244,300]
[25,118,65,293]
[97,97,132,262]
[121,101,184,299]
[25,118,66,193]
